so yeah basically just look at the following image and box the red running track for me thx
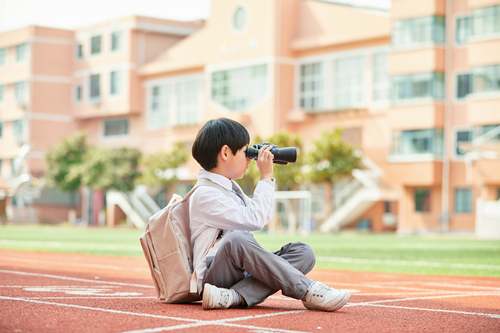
[0,250,499,333]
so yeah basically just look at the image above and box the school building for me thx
[0,0,499,234]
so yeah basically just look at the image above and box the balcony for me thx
[387,159,442,185]
[467,38,500,67]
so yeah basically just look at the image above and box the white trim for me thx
[135,22,197,36]
[28,36,74,45]
[73,62,136,76]
[297,45,389,64]
[31,75,72,84]
[388,153,440,163]
[206,57,274,72]
[25,112,73,122]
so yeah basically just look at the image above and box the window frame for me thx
[454,187,473,214]
[103,118,129,137]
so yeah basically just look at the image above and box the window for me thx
[455,129,473,156]
[414,188,431,212]
[90,35,102,55]
[15,82,28,104]
[76,44,83,59]
[393,16,445,47]
[455,188,473,213]
[110,71,121,95]
[457,65,500,98]
[148,85,169,129]
[75,85,82,102]
[373,51,389,101]
[472,64,500,95]
[212,64,267,111]
[175,78,201,125]
[334,56,364,109]
[0,48,5,65]
[233,7,247,31]
[111,31,122,51]
[392,72,444,101]
[89,74,101,100]
[472,5,500,38]
[392,129,443,157]
[299,62,324,110]
[12,119,25,143]
[147,75,203,129]
[0,84,4,102]
[456,73,472,99]
[16,43,28,62]
[104,118,128,137]
[478,124,500,141]
[456,16,472,44]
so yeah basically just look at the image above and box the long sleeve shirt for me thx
[189,169,275,291]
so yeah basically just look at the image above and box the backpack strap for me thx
[185,177,231,294]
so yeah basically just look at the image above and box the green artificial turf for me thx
[1,224,499,277]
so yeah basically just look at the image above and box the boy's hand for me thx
[257,145,274,180]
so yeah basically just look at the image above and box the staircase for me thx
[106,186,160,229]
[320,158,383,232]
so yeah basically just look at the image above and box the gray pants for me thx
[203,231,315,306]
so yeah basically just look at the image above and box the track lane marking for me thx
[362,303,500,319]
[0,296,307,333]
[0,269,153,289]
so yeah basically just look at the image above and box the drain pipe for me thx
[440,0,453,232]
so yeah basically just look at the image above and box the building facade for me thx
[0,0,499,232]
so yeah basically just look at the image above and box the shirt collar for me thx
[198,169,233,191]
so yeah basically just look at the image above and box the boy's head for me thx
[192,118,250,174]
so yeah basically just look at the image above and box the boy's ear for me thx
[220,145,230,161]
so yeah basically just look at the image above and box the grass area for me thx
[1,224,500,277]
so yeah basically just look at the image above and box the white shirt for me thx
[189,169,275,290]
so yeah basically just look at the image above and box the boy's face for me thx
[225,145,251,180]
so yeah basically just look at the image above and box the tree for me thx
[45,133,88,192]
[139,142,189,189]
[307,129,362,219]
[80,147,142,192]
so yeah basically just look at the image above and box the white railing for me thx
[320,157,383,232]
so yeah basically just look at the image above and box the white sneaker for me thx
[202,283,239,310]
[302,281,351,312]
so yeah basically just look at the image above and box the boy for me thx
[190,118,350,311]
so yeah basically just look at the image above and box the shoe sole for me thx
[202,284,214,310]
[333,291,351,311]
[304,291,351,312]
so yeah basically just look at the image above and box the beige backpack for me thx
[139,180,220,303]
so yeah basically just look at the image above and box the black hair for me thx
[192,118,250,170]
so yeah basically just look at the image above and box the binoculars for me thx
[245,144,298,164]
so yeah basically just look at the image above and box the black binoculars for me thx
[245,144,298,164]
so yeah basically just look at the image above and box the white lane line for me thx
[120,310,307,333]
[417,282,500,291]
[362,303,500,319]
[29,296,156,300]
[0,256,148,273]
[349,291,500,306]
[0,269,153,289]
[317,256,500,271]
[0,296,201,322]
[0,296,307,333]
[321,281,444,292]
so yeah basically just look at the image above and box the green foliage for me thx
[80,147,141,192]
[307,129,362,184]
[139,142,189,188]
[45,133,88,192]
